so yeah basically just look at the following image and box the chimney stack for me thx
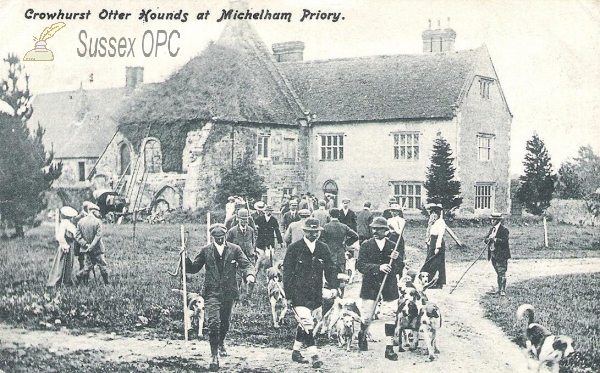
[125,66,144,89]
[422,18,456,53]
[272,41,305,62]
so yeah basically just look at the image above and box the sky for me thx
[1,0,599,174]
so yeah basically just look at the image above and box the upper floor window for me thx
[283,137,296,161]
[257,135,270,159]
[320,134,344,161]
[477,134,494,161]
[392,182,422,209]
[393,132,419,160]
[479,78,492,99]
[144,139,162,173]
[475,183,494,210]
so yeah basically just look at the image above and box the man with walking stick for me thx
[184,223,256,371]
[485,212,510,296]
[356,217,405,360]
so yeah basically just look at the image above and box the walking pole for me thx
[180,224,189,342]
[449,242,491,294]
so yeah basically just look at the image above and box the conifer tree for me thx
[516,134,556,216]
[0,54,61,238]
[424,135,462,214]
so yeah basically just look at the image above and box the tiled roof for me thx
[29,87,126,158]
[118,21,305,127]
[279,49,480,122]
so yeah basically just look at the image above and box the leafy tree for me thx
[573,145,600,196]
[215,158,267,208]
[424,135,462,214]
[516,134,556,216]
[556,161,584,199]
[0,54,61,238]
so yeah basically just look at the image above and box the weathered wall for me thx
[53,158,98,188]
[308,119,457,214]
[456,47,512,216]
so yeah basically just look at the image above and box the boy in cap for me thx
[484,213,510,296]
[185,223,256,371]
[283,218,339,368]
[356,217,404,360]
[75,203,109,285]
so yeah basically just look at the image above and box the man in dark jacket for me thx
[283,218,339,369]
[338,198,357,232]
[356,217,404,360]
[255,205,283,253]
[356,201,374,243]
[282,200,301,231]
[226,208,256,300]
[75,203,109,285]
[185,223,256,371]
[484,213,511,296]
[320,208,359,274]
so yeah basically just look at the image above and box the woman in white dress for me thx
[46,206,78,287]
[420,203,446,288]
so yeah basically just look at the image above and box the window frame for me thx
[392,131,420,161]
[319,133,345,161]
[474,183,495,211]
[479,77,493,99]
[391,181,423,210]
[477,133,494,162]
[282,137,297,162]
[257,135,270,159]
[78,161,86,182]
[142,138,162,174]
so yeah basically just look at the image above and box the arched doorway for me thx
[322,179,338,208]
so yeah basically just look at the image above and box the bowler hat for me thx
[209,223,227,237]
[237,208,250,219]
[254,201,266,211]
[60,206,78,218]
[298,209,311,217]
[302,217,324,231]
[490,212,503,220]
[369,217,389,229]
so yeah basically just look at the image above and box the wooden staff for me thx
[180,225,189,341]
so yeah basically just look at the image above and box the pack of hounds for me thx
[174,251,576,370]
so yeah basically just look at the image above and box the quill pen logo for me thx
[23,22,66,61]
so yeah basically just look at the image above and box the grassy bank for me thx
[480,272,600,373]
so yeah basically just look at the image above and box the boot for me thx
[101,272,109,285]
[385,346,398,361]
[311,355,323,369]
[209,355,219,371]
[358,323,368,351]
[500,277,507,296]
[291,350,309,364]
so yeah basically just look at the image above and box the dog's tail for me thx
[516,303,535,325]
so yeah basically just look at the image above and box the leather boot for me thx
[358,323,368,351]
[292,350,309,364]
[209,355,219,371]
[385,345,398,361]
[311,355,323,369]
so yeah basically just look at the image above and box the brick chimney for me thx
[272,41,305,62]
[125,66,144,89]
[422,18,456,53]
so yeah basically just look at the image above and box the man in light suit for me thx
[484,213,511,296]
[185,223,256,371]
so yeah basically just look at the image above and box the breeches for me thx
[491,258,508,277]
[293,306,320,331]
[205,297,235,333]
[360,299,396,326]
[78,253,108,276]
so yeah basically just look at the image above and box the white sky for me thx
[1,0,599,174]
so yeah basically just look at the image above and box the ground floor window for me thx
[475,183,494,210]
[392,182,422,209]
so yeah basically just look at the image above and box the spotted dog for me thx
[419,302,442,361]
[517,304,575,372]
[171,289,205,338]
[266,263,288,328]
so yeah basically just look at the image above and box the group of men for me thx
[183,194,511,371]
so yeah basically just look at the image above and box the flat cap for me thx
[209,223,227,237]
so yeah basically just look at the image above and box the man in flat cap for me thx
[283,218,339,369]
[338,198,357,232]
[484,213,510,296]
[185,223,256,371]
[75,203,109,285]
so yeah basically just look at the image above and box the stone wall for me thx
[53,158,98,188]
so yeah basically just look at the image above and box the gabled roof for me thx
[29,87,126,158]
[118,20,306,128]
[279,48,481,122]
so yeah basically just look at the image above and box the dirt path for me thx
[1,252,599,373]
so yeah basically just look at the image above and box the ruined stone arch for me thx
[141,137,162,173]
[118,140,133,176]
[153,184,181,211]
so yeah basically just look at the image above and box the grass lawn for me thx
[480,272,600,373]
[0,220,598,347]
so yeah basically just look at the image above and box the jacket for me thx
[356,208,374,238]
[255,214,283,249]
[312,208,331,228]
[186,242,256,301]
[284,219,306,246]
[75,215,104,254]
[357,238,404,301]
[226,225,256,260]
[485,224,511,261]
[339,208,358,232]
[282,210,301,231]
[320,220,359,267]
[283,238,339,310]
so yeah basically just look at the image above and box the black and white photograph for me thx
[0,0,599,372]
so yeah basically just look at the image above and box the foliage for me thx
[583,191,600,223]
[480,273,600,373]
[556,161,585,199]
[215,158,267,208]
[424,135,462,214]
[573,145,600,196]
[516,134,556,216]
[0,55,61,237]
